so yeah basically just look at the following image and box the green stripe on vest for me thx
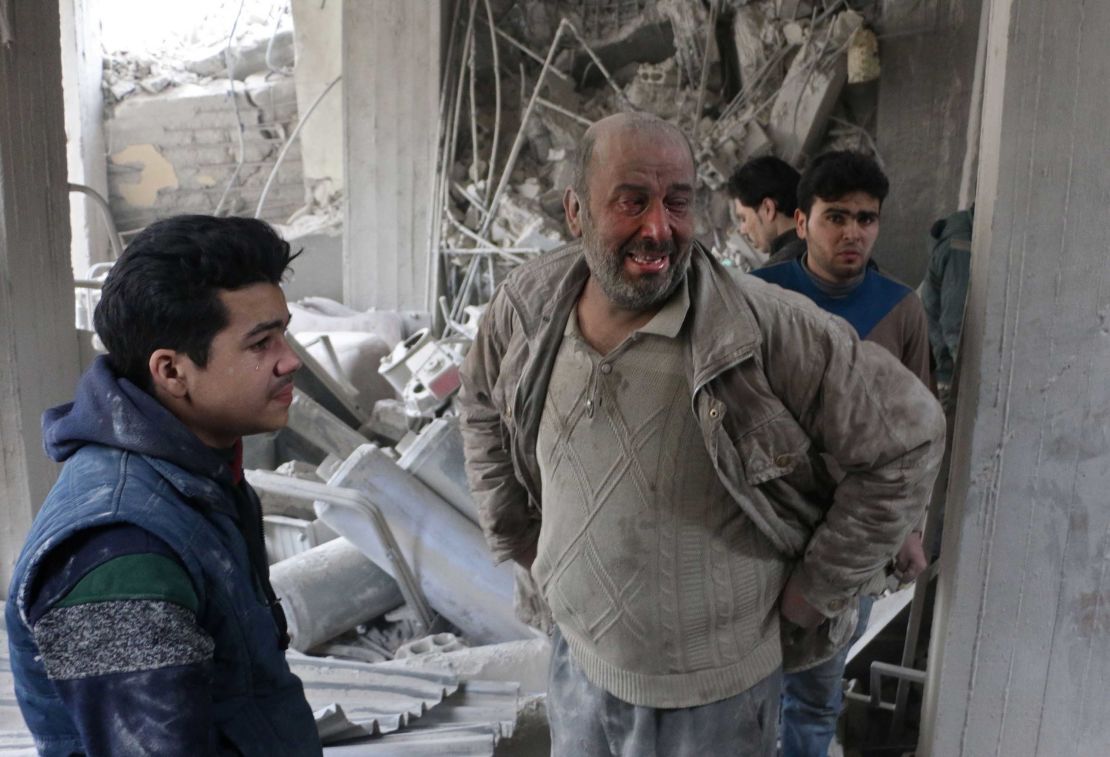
[56,554,198,614]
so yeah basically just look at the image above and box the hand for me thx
[894,531,928,583]
[779,573,825,629]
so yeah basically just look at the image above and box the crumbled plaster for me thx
[108,143,180,207]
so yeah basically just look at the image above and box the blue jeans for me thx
[780,595,874,757]
[547,628,782,757]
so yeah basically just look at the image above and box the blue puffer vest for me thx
[5,357,321,756]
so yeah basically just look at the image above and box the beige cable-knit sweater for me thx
[532,284,789,708]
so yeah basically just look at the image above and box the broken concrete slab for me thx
[385,637,552,697]
[286,389,369,460]
[767,34,848,163]
[316,444,532,645]
[263,514,338,564]
[270,536,403,653]
[396,416,479,526]
[183,29,296,79]
[297,331,397,411]
[105,78,303,230]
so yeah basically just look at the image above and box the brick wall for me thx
[105,74,305,234]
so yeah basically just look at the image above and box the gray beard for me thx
[580,226,692,312]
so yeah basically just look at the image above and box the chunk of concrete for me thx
[286,389,369,459]
[315,444,532,644]
[768,38,848,163]
[848,26,880,83]
[270,536,403,652]
[396,416,480,525]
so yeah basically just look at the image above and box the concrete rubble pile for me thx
[225,295,543,753]
[435,0,885,311]
[103,5,304,233]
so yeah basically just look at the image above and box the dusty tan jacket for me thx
[458,242,945,670]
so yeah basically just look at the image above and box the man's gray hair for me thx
[571,112,695,205]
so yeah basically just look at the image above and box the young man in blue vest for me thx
[6,215,322,756]
[749,151,931,757]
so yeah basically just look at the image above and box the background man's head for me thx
[795,151,889,283]
[564,112,696,312]
[95,215,302,447]
[726,156,800,254]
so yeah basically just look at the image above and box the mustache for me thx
[621,238,678,257]
[271,376,296,395]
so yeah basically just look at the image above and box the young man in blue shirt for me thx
[749,151,932,757]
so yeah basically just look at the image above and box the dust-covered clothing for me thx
[535,283,788,708]
[458,242,944,676]
[750,255,932,388]
[6,357,320,757]
[547,628,781,757]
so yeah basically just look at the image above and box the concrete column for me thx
[342,1,443,313]
[0,2,82,585]
[60,0,110,275]
[920,1,1110,754]
[875,0,982,286]
[291,0,343,197]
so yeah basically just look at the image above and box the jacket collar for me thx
[523,241,763,386]
[682,244,763,389]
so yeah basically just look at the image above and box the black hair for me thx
[726,155,800,215]
[94,214,298,388]
[796,151,889,216]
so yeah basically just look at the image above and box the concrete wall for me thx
[0,1,82,586]
[343,1,443,312]
[61,0,111,276]
[105,76,304,233]
[920,0,1110,753]
[875,0,982,286]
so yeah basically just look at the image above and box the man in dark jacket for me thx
[5,215,322,756]
[727,155,806,265]
[922,206,974,409]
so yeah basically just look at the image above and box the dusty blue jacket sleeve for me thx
[52,664,216,757]
[27,526,216,757]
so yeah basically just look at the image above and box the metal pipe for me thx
[562,20,633,108]
[869,661,926,710]
[481,0,501,206]
[436,5,479,321]
[466,6,482,189]
[311,444,533,644]
[246,470,435,634]
[536,96,594,127]
[691,0,720,143]
[474,14,573,82]
[477,19,569,239]
[254,75,341,219]
[67,183,125,260]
